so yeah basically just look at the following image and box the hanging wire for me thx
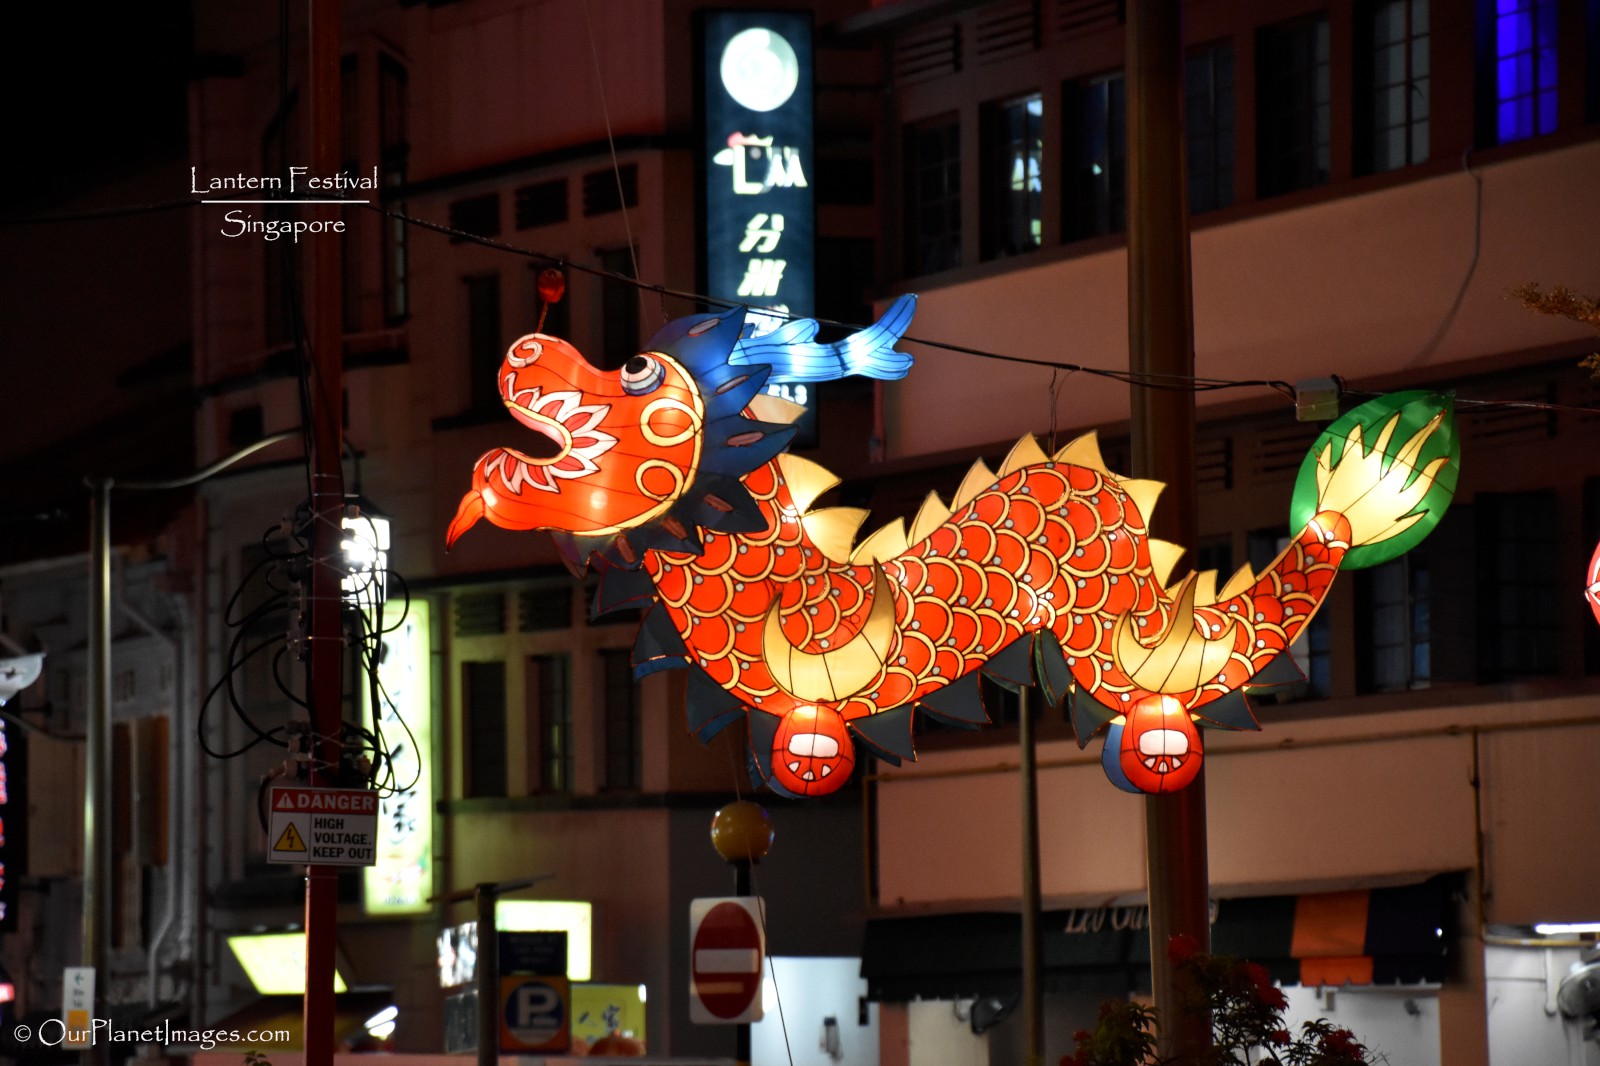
[7,189,1596,415]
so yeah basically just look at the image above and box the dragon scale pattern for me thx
[647,451,1346,727]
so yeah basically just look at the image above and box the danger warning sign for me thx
[267,786,379,866]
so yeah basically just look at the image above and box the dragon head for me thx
[448,296,917,572]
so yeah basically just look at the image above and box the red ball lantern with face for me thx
[768,705,856,796]
[1118,694,1204,794]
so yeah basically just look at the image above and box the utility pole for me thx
[83,477,112,1066]
[303,1,345,1063]
[1125,0,1212,1061]
[1017,686,1044,1065]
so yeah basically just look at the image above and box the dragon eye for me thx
[620,354,665,396]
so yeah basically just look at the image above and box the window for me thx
[1358,0,1430,173]
[599,247,639,370]
[463,661,507,798]
[981,94,1044,259]
[465,273,503,412]
[518,586,571,631]
[1358,555,1431,691]
[1488,0,1558,142]
[600,649,642,790]
[1257,15,1331,197]
[582,164,638,217]
[449,193,501,240]
[1186,43,1236,213]
[1475,491,1559,679]
[515,179,568,229]
[904,113,961,275]
[379,54,409,323]
[1065,72,1126,240]
[529,654,572,792]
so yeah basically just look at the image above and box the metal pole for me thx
[734,859,751,1066]
[83,476,112,1066]
[303,1,345,1063]
[1018,687,1043,1065]
[1125,1,1212,1061]
[476,884,499,1066]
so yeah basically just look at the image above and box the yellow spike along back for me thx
[999,435,1049,476]
[802,507,870,564]
[907,492,954,545]
[851,517,910,564]
[951,459,998,510]
[1052,431,1111,473]
[775,453,840,514]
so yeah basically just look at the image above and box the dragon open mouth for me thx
[490,385,618,493]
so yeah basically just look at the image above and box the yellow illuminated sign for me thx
[498,900,594,982]
[227,932,349,994]
[363,599,435,915]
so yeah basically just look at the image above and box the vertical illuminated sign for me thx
[363,598,434,915]
[701,10,817,442]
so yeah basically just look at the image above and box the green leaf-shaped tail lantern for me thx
[1290,391,1460,571]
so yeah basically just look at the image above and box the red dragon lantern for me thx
[449,299,1459,796]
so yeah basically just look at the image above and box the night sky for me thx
[2,3,191,208]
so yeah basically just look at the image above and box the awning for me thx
[862,874,1460,1002]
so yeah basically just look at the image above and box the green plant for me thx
[1058,936,1383,1066]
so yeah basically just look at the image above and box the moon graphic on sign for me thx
[720,28,799,112]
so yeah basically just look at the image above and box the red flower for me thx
[1320,1027,1366,1057]
[1269,1029,1291,1046]
[1073,1029,1093,1043]
[1242,962,1288,1010]
[1167,933,1201,963]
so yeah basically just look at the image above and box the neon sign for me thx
[701,10,817,444]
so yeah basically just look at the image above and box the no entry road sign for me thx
[689,896,765,1024]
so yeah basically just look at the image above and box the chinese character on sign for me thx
[739,213,785,253]
[737,259,787,298]
[714,134,808,195]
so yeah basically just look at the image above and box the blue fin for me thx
[919,670,988,728]
[747,710,782,786]
[730,295,917,383]
[1194,689,1260,731]
[1032,631,1074,709]
[981,635,1035,693]
[632,606,689,678]
[1245,653,1305,688]
[685,667,745,742]
[1070,684,1122,749]
[851,706,917,765]
[1100,720,1143,794]
[592,564,656,619]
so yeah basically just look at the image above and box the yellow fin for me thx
[1146,539,1186,587]
[1113,574,1235,693]
[907,491,953,545]
[999,435,1049,476]
[775,453,840,514]
[1193,569,1218,606]
[1118,478,1165,521]
[1052,431,1110,472]
[802,507,870,564]
[951,460,997,510]
[1216,562,1257,601]
[747,391,807,425]
[851,518,909,564]
[763,565,896,702]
